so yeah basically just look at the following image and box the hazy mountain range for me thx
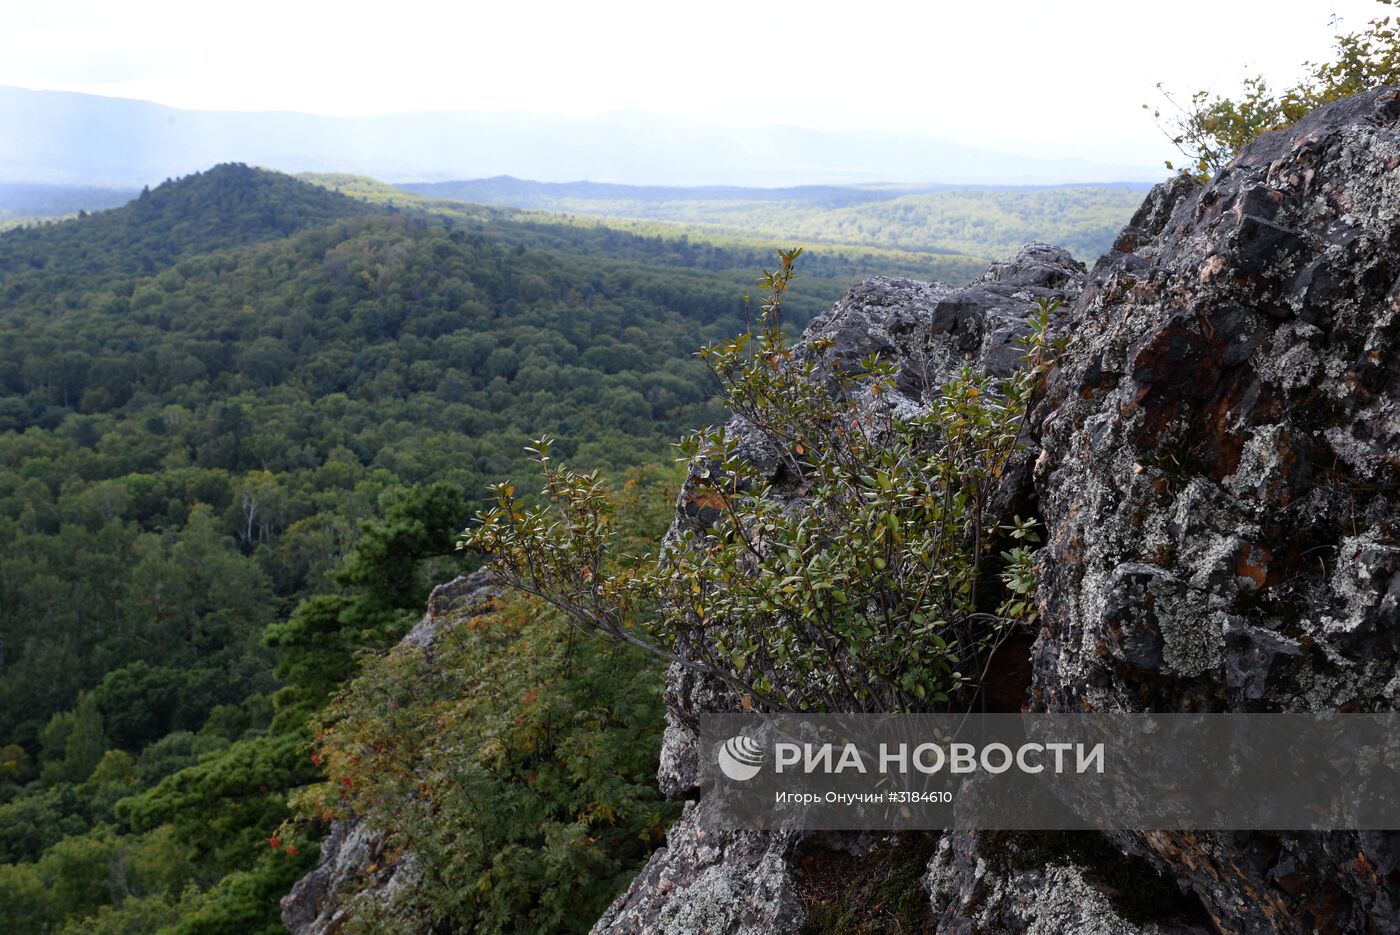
[389,176,1151,262]
[1,86,1163,188]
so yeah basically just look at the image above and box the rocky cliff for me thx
[285,88,1400,934]
[595,88,1400,934]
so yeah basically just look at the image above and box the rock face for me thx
[1034,90,1400,717]
[590,802,804,935]
[1020,87,1400,933]
[280,818,422,935]
[925,831,1211,935]
[280,571,499,935]
[598,89,1400,934]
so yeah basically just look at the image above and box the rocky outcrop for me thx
[600,88,1400,934]
[280,818,422,935]
[280,571,499,935]
[1015,86,1400,933]
[591,802,804,935]
[1033,89,1400,717]
[925,831,1212,935]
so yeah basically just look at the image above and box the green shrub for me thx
[466,249,1054,713]
[292,466,681,934]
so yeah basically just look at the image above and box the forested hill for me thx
[0,164,371,282]
[0,163,853,740]
[0,164,938,933]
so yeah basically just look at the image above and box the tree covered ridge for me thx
[0,165,927,933]
[0,163,373,283]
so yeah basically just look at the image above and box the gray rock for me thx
[926,832,1211,935]
[1029,88,1400,932]
[398,568,499,653]
[590,803,803,935]
[280,818,421,935]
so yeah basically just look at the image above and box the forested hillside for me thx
[401,177,1151,262]
[3,172,1151,281]
[0,164,906,933]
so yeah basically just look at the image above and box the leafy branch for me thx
[463,249,1057,713]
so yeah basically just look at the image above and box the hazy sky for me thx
[0,0,1388,168]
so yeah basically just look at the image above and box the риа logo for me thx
[718,735,765,781]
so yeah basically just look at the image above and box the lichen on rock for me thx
[1027,88,1400,933]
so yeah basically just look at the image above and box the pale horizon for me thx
[1,0,1388,173]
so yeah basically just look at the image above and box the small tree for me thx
[463,249,1054,713]
[1148,1,1400,177]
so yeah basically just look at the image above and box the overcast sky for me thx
[0,0,1388,169]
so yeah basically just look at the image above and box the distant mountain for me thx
[0,163,370,280]
[0,86,1164,188]
[402,177,937,209]
[0,182,138,222]
[398,176,1153,262]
